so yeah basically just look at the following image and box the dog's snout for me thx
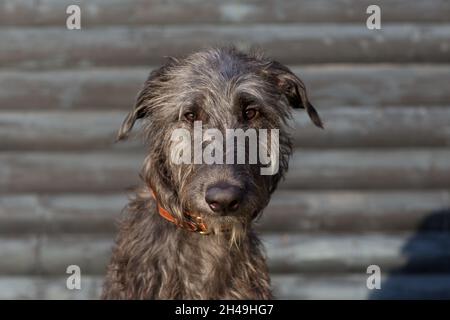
[205,182,243,214]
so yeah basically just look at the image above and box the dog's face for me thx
[118,48,322,236]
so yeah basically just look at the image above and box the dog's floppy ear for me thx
[116,63,173,141]
[116,98,148,141]
[266,61,323,128]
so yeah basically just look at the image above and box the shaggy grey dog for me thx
[102,47,322,299]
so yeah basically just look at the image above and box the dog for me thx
[102,46,322,299]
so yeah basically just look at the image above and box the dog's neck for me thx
[148,197,269,298]
[102,187,272,299]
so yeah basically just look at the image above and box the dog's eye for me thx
[184,112,197,122]
[243,108,258,121]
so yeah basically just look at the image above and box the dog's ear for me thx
[265,61,323,129]
[116,63,172,141]
[116,98,148,141]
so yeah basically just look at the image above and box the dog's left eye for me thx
[184,112,197,122]
[243,108,258,121]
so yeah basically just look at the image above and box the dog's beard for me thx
[202,214,250,247]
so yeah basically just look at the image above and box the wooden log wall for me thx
[0,0,449,299]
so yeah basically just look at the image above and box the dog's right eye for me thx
[243,107,259,121]
[184,112,197,122]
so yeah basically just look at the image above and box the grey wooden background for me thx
[0,0,450,299]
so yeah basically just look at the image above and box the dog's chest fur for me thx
[102,191,272,299]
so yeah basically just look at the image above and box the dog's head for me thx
[118,47,322,237]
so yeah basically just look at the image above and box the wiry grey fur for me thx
[102,47,322,299]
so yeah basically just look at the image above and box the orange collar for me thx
[148,187,210,235]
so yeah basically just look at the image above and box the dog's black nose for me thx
[205,183,243,214]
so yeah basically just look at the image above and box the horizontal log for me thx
[0,237,38,274]
[3,274,450,299]
[0,193,124,234]
[285,149,450,189]
[0,151,143,193]
[272,274,450,299]
[0,236,111,276]
[1,191,449,234]
[1,0,449,26]
[259,190,450,233]
[1,24,450,68]
[0,68,146,110]
[0,111,140,151]
[0,150,449,192]
[265,233,450,274]
[0,193,125,234]
[1,233,450,275]
[0,276,102,299]
[2,106,450,151]
[2,65,450,110]
[292,106,450,148]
